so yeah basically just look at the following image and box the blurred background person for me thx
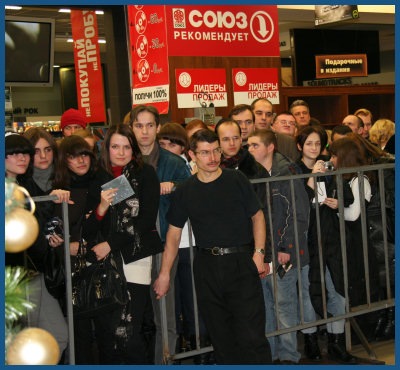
[368,118,395,151]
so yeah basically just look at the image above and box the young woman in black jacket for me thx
[83,124,162,364]
[5,133,69,362]
[53,135,102,364]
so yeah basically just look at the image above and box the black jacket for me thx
[367,156,395,287]
[5,177,54,272]
[83,163,162,266]
[266,152,310,268]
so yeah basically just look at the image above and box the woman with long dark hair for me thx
[308,137,377,363]
[83,124,162,364]
[340,134,393,341]
[296,129,359,363]
[5,133,69,362]
[52,135,102,364]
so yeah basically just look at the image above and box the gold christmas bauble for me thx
[7,328,60,365]
[5,207,39,253]
[13,185,26,203]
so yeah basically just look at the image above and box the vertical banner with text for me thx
[232,68,279,105]
[71,10,106,123]
[128,5,170,114]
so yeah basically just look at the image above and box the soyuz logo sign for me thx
[166,5,279,57]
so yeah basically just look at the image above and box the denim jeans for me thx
[325,267,346,334]
[262,265,316,363]
[299,264,317,334]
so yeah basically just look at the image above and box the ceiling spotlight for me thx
[95,10,104,15]
[5,5,22,10]
[58,8,71,13]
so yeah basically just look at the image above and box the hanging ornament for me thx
[13,185,26,203]
[5,208,39,253]
[7,328,60,365]
[5,185,39,253]
[5,180,24,214]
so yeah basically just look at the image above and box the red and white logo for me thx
[235,71,247,86]
[136,35,148,58]
[250,11,274,43]
[172,8,186,28]
[137,59,150,82]
[135,11,147,34]
[178,72,191,88]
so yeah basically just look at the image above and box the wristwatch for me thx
[254,248,265,255]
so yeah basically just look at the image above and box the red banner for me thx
[232,68,280,105]
[166,5,279,57]
[128,5,170,114]
[175,68,227,108]
[71,10,106,124]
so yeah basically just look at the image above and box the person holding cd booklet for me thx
[82,124,162,364]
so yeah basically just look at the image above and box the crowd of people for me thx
[5,98,395,365]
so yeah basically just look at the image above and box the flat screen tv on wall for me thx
[5,16,55,87]
[291,28,380,85]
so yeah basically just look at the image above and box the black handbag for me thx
[72,250,129,318]
[43,245,66,299]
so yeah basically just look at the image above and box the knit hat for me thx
[60,108,86,130]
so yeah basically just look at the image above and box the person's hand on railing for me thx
[50,189,74,204]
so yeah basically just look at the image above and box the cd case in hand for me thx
[101,174,134,205]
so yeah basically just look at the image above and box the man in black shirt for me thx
[153,129,271,365]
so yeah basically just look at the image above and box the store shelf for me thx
[280,85,395,128]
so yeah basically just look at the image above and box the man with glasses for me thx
[129,104,191,365]
[271,112,297,137]
[154,129,271,365]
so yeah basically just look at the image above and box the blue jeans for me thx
[325,267,346,334]
[299,264,317,334]
[262,265,316,363]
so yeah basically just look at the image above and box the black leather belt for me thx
[199,245,252,256]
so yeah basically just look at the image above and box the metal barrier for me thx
[30,161,394,364]
[28,195,75,365]
[165,162,395,364]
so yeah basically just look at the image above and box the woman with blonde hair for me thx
[368,119,395,150]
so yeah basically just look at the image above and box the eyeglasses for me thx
[277,120,296,127]
[194,147,222,158]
